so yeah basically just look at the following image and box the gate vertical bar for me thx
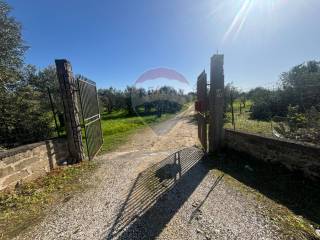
[55,59,84,163]
[77,78,90,160]
[209,54,224,153]
[196,71,208,152]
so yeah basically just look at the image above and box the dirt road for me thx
[15,106,314,240]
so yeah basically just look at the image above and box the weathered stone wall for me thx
[0,138,69,190]
[224,129,320,180]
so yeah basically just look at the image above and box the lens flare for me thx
[223,0,254,42]
[221,0,289,43]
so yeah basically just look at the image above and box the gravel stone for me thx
[13,107,301,240]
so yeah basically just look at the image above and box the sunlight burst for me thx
[222,0,286,42]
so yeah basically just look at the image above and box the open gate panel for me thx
[77,77,103,160]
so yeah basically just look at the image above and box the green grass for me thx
[80,110,176,157]
[100,105,190,153]
[0,104,190,239]
[224,100,273,136]
[0,161,96,240]
[224,112,273,136]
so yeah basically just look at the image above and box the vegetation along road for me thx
[12,106,318,240]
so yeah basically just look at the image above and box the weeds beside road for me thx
[0,161,96,239]
[12,106,320,240]
[0,106,187,240]
[1,105,319,240]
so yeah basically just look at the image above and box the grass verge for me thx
[224,100,273,136]
[100,104,190,153]
[0,104,191,239]
[0,161,97,240]
[224,112,273,136]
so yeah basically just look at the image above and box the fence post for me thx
[209,54,225,153]
[55,59,84,163]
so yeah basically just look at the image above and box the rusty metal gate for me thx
[195,71,208,151]
[77,76,103,160]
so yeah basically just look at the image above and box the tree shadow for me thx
[104,147,211,240]
[211,150,320,229]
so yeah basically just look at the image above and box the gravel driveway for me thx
[14,107,314,240]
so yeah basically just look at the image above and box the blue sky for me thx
[7,0,320,92]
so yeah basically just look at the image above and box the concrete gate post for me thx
[55,59,84,163]
[209,54,225,153]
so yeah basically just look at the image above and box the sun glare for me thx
[221,0,287,42]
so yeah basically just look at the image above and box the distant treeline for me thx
[98,86,195,117]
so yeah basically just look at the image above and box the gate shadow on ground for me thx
[104,147,210,240]
[210,150,320,229]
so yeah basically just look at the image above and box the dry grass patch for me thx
[0,161,97,240]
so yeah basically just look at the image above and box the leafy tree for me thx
[98,85,191,117]
[224,83,240,113]
[0,1,65,148]
[98,88,114,113]
[0,0,27,84]
[245,61,320,143]
[124,86,135,115]
[0,65,56,147]
[247,87,271,103]
[280,61,320,111]
[0,1,30,147]
[248,61,320,121]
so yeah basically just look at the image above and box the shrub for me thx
[250,101,272,120]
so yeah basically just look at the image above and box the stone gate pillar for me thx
[209,54,224,153]
[55,59,84,163]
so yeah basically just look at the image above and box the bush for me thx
[0,66,60,148]
[273,106,320,144]
[287,105,307,130]
[250,101,272,120]
[0,1,61,149]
